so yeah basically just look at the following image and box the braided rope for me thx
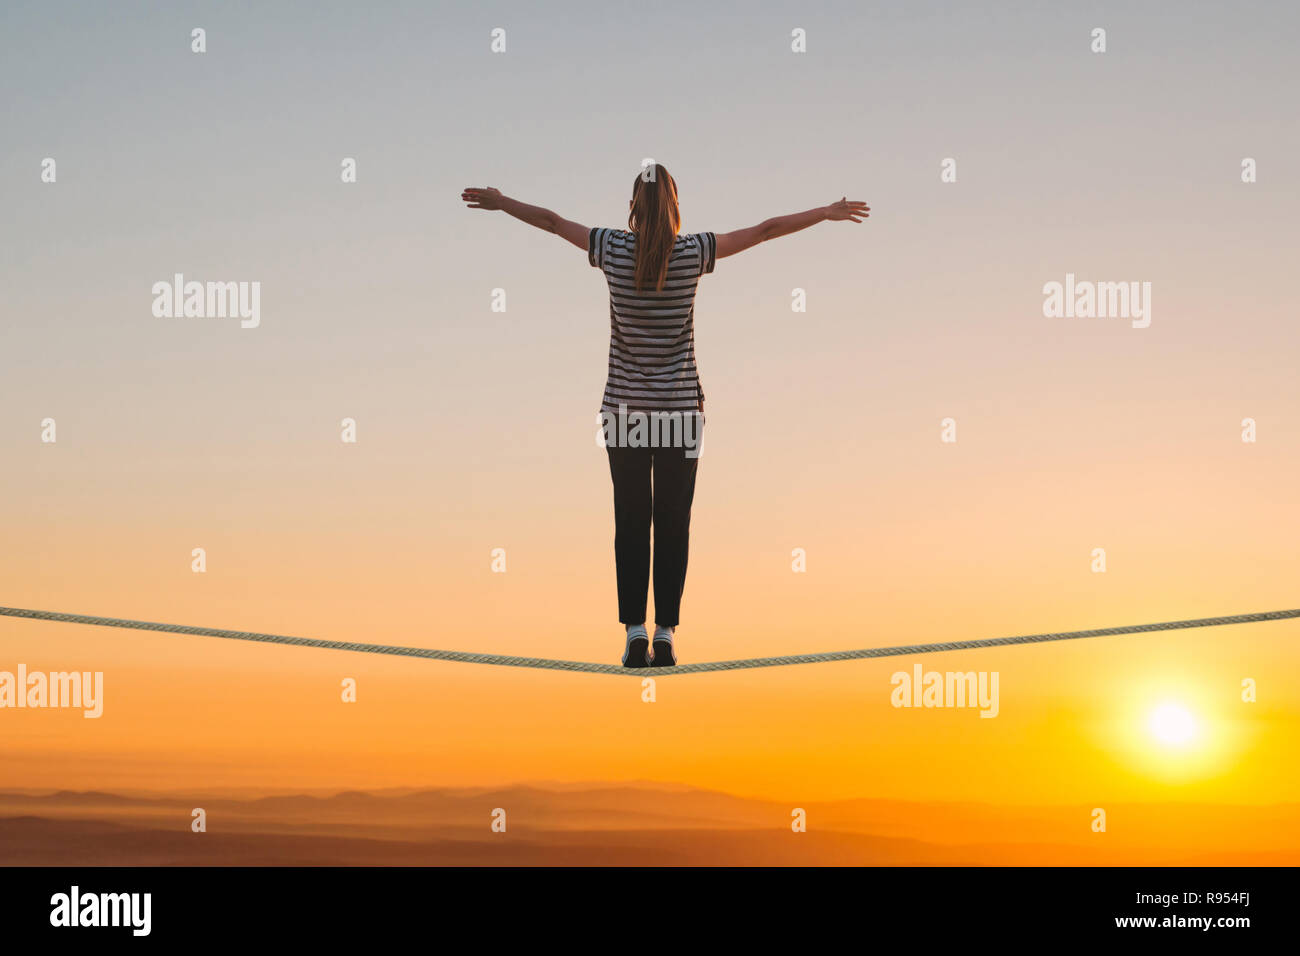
[1,605,1296,677]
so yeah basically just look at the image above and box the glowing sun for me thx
[1148,702,1199,747]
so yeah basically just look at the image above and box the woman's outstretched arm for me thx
[715,197,869,259]
[461,186,588,250]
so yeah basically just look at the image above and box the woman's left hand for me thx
[462,186,504,210]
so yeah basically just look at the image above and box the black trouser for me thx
[605,423,701,628]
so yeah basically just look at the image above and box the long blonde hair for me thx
[628,164,681,292]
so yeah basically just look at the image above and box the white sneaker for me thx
[622,625,651,668]
[651,626,677,667]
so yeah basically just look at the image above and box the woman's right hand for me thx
[825,197,869,222]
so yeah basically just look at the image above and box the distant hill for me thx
[1,785,1296,865]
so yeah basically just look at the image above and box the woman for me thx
[462,166,868,667]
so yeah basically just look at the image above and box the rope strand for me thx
[2,605,1296,677]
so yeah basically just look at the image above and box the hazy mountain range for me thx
[2,786,1295,865]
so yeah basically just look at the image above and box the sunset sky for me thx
[2,0,1298,856]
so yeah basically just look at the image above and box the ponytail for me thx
[628,165,681,292]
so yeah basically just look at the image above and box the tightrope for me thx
[2,605,1296,676]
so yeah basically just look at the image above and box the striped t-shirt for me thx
[589,227,716,418]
